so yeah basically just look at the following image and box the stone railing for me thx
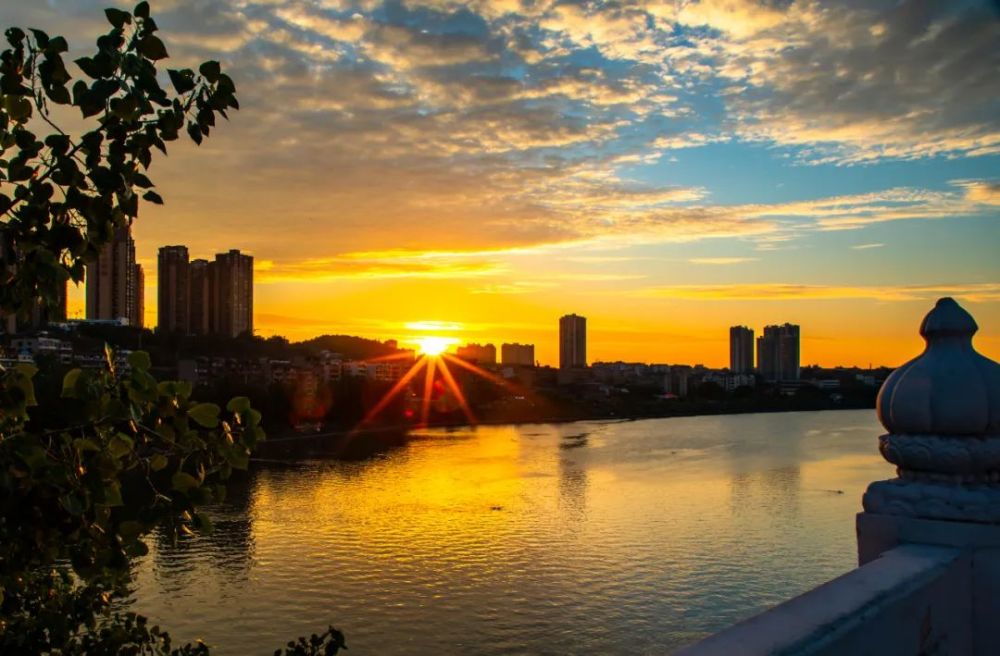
[679,298,1000,656]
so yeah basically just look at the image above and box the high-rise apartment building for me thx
[86,225,139,325]
[501,342,535,366]
[457,343,496,365]
[211,249,253,338]
[189,258,211,335]
[134,264,144,329]
[157,245,189,333]
[729,326,754,373]
[757,323,800,381]
[559,314,587,369]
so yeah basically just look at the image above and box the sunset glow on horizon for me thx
[32,0,997,368]
[415,336,454,357]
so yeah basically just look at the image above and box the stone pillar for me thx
[857,297,1000,654]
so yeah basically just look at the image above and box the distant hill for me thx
[294,334,403,360]
[35,324,403,363]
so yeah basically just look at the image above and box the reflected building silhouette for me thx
[558,430,589,523]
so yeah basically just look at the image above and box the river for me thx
[128,409,891,654]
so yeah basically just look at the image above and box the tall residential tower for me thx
[559,314,587,369]
[157,245,190,333]
[729,326,754,373]
[86,225,140,326]
[757,323,800,381]
[211,249,253,338]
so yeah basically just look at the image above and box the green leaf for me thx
[73,438,100,453]
[226,396,251,414]
[142,190,163,204]
[149,454,168,471]
[193,512,214,534]
[125,539,149,557]
[103,482,124,507]
[105,8,132,29]
[12,364,38,406]
[29,29,50,50]
[118,520,143,541]
[60,493,87,516]
[45,84,71,105]
[49,36,68,53]
[226,446,250,470]
[4,95,32,122]
[137,35,168,60]
[127,350,152,371]
[199,60,221,83]
[108,433,134,459]
[61,368,82,397]
[186,122,203,145]
[188,402,220,428]
[171,471,200,493]
[167,68,195,94]
[14,363,38,379]
[74,56,101,79]
[133,172,154,188]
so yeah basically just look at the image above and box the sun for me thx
[416,336,452,357]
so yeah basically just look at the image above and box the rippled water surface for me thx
[130,410,890,654]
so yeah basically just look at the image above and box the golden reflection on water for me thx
[132,411,890,655]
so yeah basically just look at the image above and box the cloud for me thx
[851,243,884,250]
[11,0,997,277]
[470,281,557,295]
[696,0,1000,163]
[635,282,1000,303]
[954,179,1000,205]
[689,257,758,265]
[254,252,506,283]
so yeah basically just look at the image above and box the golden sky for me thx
[28,0,997,367]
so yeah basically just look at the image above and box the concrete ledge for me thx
[677,545,969,656]
[857,511,1000,565]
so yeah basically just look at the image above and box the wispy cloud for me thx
[689,257,758,265]
[851,243,884,250]
[254,253,505,283]
[635,282,1000,303]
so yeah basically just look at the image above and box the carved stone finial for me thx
[877,297,999,435]
[864,298,1000,523]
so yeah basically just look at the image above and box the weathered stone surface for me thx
[879,433,1000,477]
[863,479,1000,523]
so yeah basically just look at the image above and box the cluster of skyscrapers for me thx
[730,324,801,381]
[158,245,253,337]
[79,226,254,338]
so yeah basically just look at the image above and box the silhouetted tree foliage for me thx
[0,4,344,653]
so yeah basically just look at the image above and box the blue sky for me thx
[6,0,998,364]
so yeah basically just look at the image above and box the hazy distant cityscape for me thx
[0,231,889,434]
